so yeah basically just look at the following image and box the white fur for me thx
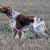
[33,17,45,33]
[15,33,19,39]
[21,31,24,39]
[11,10,20,18]
[10,10,20,30]
[32,17,49,38]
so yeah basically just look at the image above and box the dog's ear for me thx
[7,7,12,16]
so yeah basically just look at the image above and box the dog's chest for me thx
[10,18,16,29]
[10,10,20,29]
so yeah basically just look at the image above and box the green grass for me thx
[0,23,11,37]
[24,31,41,39]
[0,23,50,39]
[30,3,37,7]
[0,23,41,39]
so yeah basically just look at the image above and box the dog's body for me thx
[0,5,50,39]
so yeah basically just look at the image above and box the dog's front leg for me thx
[12,29,17,39]
[15,30,24,39]
[17,30,22,39]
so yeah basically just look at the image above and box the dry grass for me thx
[0,0,50,50]
[0,36,50,50]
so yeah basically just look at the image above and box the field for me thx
[0,0,50,50]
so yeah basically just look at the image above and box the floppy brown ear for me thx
[7,8,12,16]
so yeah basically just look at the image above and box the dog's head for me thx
[0,5,12,16]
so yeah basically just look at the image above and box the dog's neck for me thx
[8,9,20,19]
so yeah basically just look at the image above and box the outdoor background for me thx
[0,0,50,50]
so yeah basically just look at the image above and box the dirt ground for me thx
[0,0,50,50]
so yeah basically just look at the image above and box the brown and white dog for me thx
[0,5,50,39]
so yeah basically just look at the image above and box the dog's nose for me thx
[40,19,42,21]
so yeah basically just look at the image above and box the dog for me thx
[0,5,50,39]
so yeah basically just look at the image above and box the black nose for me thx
[40,19,42,21]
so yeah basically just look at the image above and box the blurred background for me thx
[0,0,50,50]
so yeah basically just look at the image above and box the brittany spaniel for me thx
[0,5,50,39]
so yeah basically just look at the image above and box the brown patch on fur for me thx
[15,14,34,29]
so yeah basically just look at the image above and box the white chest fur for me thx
[9,10,20,29]
[11,10,20,18]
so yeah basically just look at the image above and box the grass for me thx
[0,22,11,37]
[0,23,41,39]
[30,3,37,7]
[0,23,50,39]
